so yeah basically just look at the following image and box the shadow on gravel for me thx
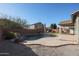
[24,33,57,41]
[0,40,38,56]
[43,33,57,37]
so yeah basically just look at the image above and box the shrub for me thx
[4,32,16,40]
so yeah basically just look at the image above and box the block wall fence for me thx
[0,28,44,40]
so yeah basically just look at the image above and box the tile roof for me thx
[59,20,74,26]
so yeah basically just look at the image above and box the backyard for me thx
[0,4,79,56]
[0,39,79,56]
[0,33,78,56]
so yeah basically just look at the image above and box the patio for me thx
[0,39,79,56]
[21,34,78,47]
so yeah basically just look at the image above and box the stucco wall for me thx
[75,17,79,35]
[74,16,79,42]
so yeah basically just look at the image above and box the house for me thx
[59,20,74,34]
[72,11,79,38]
[59,10,79,36]
[46,27,59,33]
[26,22,44,29]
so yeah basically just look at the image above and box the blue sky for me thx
[0,3,79,27]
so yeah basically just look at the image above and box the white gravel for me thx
[0,40,79,56]
[23,34,78,46]
[26,44,79,56]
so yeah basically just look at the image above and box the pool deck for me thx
[22,34,78,47]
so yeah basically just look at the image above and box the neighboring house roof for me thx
[59,10,79,26]
[34,22,44,29]
[26,22,44,29]
[27,22,44,26]
[71,11,79,23]
[59,20,74,26]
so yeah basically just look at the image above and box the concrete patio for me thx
[0,40,79,56]
[22,34,78,47]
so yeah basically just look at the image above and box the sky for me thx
[0,3,79,27]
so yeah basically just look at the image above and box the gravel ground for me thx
[26,44,79,56]
[1,40,79,56]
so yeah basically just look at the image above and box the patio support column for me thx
[59,28,61,34]
[59,26,62,34]
[75,15,79,43]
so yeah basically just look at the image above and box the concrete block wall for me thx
[0,29,3,41]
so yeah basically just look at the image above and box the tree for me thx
[50,23,57,29]
[53,24,57,29]
[50,24,54,29]
[11,17,28,28]
[0,18,23,29]
[0,15,28,29]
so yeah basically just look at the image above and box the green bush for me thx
[4,32,16,40]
